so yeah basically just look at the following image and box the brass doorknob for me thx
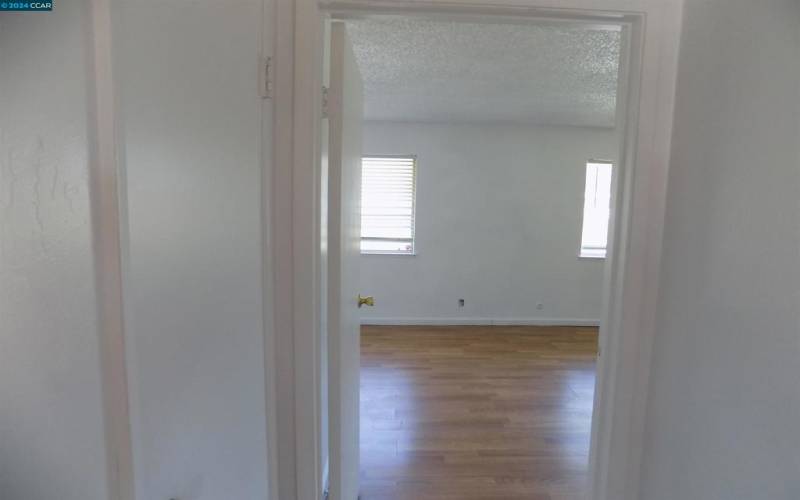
[358,294,375,308]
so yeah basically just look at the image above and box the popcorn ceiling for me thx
[346,17,621,127]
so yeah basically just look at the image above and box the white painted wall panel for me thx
[115,1,269,499]
[0,4,109,500]
[641,1,800,499]
[360,122,617,324]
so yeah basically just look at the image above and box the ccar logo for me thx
[0,2,53,10]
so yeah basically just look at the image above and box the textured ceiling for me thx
[346,18,621,127]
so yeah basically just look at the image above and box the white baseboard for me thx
[361,317,600,327]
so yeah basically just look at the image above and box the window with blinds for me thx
[360,156,417,255]
[580,161,613,258]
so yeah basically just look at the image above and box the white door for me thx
[116,1,270,499]
[327,22,364,500]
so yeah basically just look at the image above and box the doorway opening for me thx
[322,13,626,500]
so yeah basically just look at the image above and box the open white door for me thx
[327,22,364,500]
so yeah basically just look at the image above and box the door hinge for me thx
[259,55,273,99]
[321,86,330,118]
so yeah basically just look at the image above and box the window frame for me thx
[360,154,418,256]
[578,159,614,260]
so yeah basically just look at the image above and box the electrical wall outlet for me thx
[536,303,544,310]
[458,299,465,307]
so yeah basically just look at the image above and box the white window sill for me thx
[579,250,607,260]
[361,252,417,257]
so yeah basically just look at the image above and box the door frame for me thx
[270,1,684,500]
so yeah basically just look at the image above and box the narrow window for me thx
[360,156,417,255]
[580,161,613,259]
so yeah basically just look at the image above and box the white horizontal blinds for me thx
[580,161,613,258]
[361,156,416,254]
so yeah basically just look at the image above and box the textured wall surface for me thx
[347,18,621,127]
[360,121,618,324]
[0,4,110,500]
[641,1,800,499]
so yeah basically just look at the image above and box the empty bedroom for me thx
[332,17,624,499]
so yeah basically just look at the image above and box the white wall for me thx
[115,1,269,499]
[640,1,800,499]
[360,121,617,324]
[0,4,110,500]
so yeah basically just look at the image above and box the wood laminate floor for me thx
[360,325,598,500]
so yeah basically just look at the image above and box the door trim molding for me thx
[88,0,134,499]
[272,1,684,499]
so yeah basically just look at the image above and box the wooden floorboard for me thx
[360,325,598,500]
